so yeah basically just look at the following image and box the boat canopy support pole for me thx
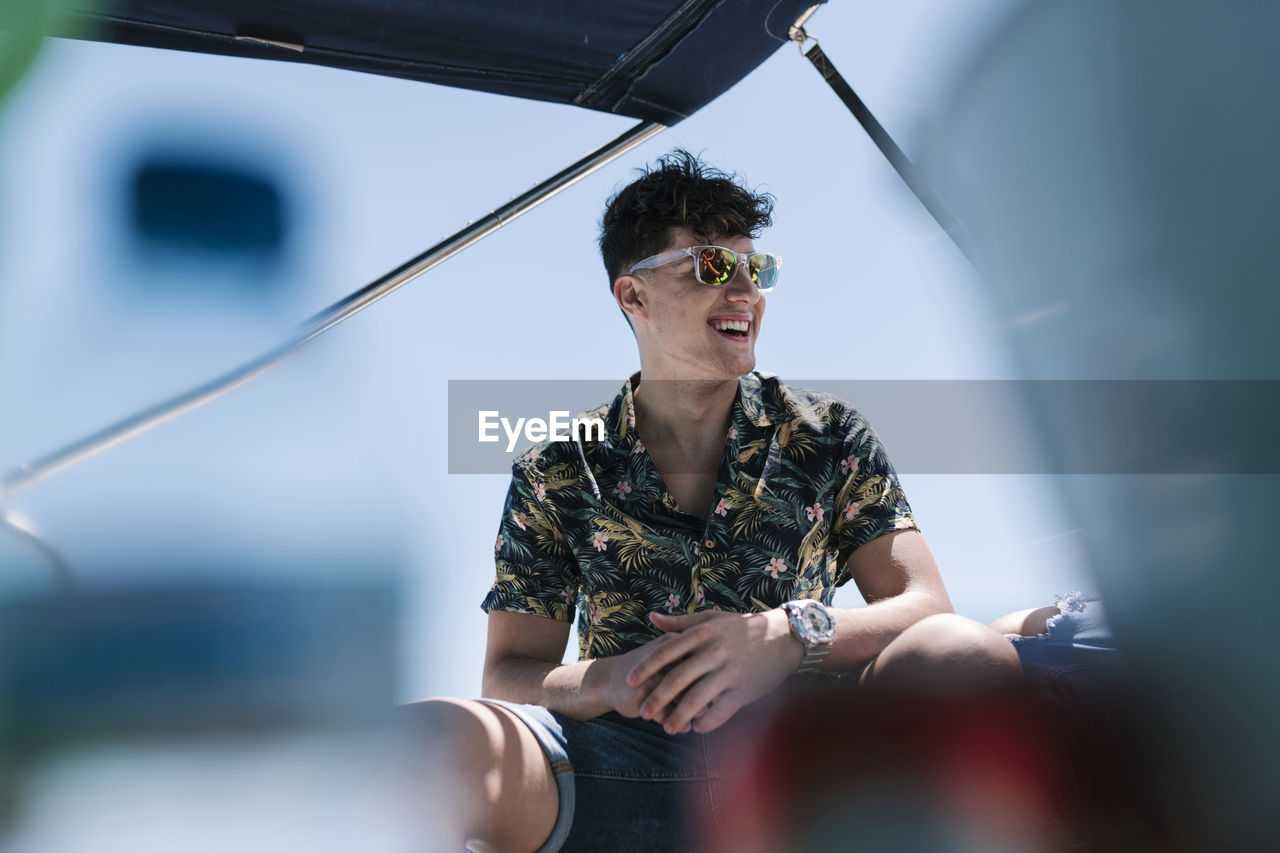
[789,16,977,265]
[2,119,666,498]
[1,511,74,591]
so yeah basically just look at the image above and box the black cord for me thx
[802,42,977,266]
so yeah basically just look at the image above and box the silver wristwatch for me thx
[780,599,835,674]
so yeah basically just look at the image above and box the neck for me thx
[632,374,739,452]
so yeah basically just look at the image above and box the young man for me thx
[413,152,1022,852]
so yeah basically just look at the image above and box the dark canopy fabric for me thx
[56,0,824,125]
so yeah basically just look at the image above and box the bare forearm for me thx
[481,655,616,721]
[821,588,952,672]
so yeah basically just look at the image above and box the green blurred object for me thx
[0,0,59,104]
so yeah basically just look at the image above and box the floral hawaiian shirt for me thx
[480,371,918,661]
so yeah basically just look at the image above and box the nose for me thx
[723,260,761,303]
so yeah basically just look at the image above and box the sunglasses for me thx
[627,245,781,291]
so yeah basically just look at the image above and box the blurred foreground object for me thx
[0,575,441,851]
[706,680,1170,852]
[0,0,56,104]
[929,0,1280,846]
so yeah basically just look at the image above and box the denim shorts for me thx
[481,597,1121,852]
[473,696,775,853]
[1005,591,1123,713]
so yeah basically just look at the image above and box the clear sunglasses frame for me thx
[627,245,781,291]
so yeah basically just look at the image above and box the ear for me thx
[614,273,648,322]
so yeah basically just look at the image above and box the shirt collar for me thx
[601,371,786,457]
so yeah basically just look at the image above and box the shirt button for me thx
[704,539,715,549]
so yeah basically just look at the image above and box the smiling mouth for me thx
[710,320,750,339]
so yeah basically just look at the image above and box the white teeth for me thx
[712,320,749,332]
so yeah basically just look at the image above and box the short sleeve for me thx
[480,463,579,622]
[830,409,919,586]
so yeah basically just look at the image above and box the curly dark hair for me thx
[599,150,774,290]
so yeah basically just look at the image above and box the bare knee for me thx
[403,697,559,852]
[864,613,1023,691]
[989,605,1059,637]
[908,613,1023,673]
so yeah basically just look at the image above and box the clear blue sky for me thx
[0,0,1092,701]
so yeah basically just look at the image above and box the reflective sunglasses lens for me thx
[749,253,779,291]
[696,247,737,286]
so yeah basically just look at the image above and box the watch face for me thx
[797,602,835,641]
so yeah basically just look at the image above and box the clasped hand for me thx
[601,609,801,735]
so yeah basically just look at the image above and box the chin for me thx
[722,354,756,379]
[675,345,755,381]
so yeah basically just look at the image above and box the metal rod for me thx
[2,119,666,496]
[788,3,823,39]
[1,511,75,592]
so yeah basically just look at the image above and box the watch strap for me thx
[796,638,830,674]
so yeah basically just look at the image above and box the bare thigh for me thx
[411,697,560,853]
[988,605,1060,637]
